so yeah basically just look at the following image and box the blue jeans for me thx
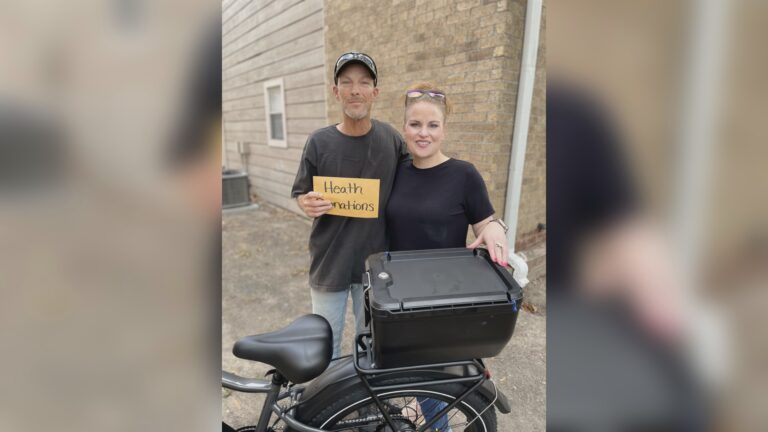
[310,284,366,358]
[417,397,452,431]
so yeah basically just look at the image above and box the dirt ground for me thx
[222,198,546,431]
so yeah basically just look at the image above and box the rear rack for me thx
[353,332,488,431]
[354,332,487,382]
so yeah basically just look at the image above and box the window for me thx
[263,78,287,147]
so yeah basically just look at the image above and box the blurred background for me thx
[548,0,767,430]
[0,1,221,431]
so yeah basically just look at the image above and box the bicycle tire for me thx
[306,376,497,431]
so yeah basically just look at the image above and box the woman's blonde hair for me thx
[403,81,452,122]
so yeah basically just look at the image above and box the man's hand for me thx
[296,191,333,218]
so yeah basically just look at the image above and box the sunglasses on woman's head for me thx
[405,90,446,102]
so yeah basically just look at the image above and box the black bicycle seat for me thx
[233,314,332,384]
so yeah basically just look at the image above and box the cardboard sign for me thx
[312,176,380,218]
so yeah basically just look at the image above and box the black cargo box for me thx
[364,248,523,368]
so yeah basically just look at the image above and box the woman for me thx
[385,82,510,431]
[386,82,509,265]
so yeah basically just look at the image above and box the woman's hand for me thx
[468,217,509,266]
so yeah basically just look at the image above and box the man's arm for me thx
[291,136,333,218]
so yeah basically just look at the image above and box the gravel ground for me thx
[222,199,546,431]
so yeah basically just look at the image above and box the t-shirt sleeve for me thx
[395,132,411,163]
[291,136,317,198]
[463,164,495,224]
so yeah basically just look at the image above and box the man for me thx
[291,52,408,357]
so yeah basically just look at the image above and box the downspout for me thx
[504,0,543,288]
[673,0,726,301]
[672,0,729,388]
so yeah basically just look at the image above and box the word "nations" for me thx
[331,200,375,212]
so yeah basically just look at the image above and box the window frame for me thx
[263,78,288,148]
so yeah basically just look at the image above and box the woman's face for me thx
[403,101,445,163]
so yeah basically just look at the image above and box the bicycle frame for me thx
[223,369,327,432]
[223,338,498,432]
[352,333,492,432]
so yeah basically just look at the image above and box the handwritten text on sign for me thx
[312,176,380,218]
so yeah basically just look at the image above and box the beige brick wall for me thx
[324,0,545,249]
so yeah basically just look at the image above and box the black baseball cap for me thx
[333,52,378,87]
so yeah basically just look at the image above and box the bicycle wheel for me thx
[308,379,497,432]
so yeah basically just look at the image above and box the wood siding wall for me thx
[222,0,326,212]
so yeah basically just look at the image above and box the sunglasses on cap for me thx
[334,52,378,86]
[405,90,446,103]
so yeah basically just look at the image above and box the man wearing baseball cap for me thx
[291,52,409,357]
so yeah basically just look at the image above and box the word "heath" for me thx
[323,180,363,195]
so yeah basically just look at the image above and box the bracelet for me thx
[490,218,508,234]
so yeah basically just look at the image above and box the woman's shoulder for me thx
[445,158,479,174]
[445,159,486,187]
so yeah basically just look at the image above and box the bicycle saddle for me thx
[233,314,332,384]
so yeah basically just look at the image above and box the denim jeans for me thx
[417,397,452,431]
[310,283,366,358]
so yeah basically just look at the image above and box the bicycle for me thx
[222,313,512,432]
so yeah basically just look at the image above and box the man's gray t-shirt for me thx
[291,119,408,292]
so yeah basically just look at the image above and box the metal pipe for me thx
[672,0,729,389]
[367,375,484,392]
[503,0,543,288]
[418,377,487,432]
[271,404,329,432]
[255,379,283,432]
[221,371,273,393]
[672,0,727,294]
[359,374,401,432]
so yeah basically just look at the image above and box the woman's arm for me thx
[471,217,492,238]
[468,217,509,266]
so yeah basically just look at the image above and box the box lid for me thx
[365,248,523,312]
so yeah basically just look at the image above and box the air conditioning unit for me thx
[222,169,250,209]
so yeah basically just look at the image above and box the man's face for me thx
[333,64,379,121]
